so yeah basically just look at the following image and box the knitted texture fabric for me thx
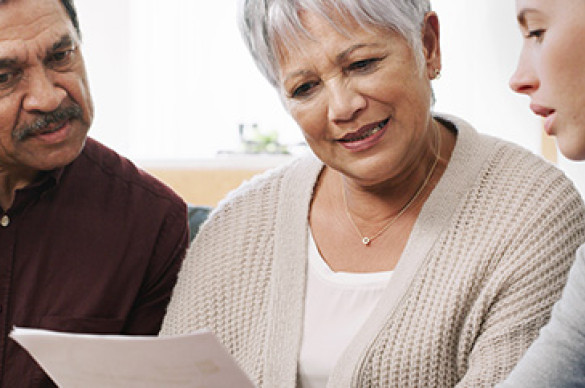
[497,244,585,387]
[161,116,585,387]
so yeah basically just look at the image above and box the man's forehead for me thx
[0,0,78,63]
[0,0,76,50]
[0,28,77,65]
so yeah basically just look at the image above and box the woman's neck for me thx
[338,124,447,224]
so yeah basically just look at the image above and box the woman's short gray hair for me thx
[237,0,431,89]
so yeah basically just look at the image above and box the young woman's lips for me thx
[338,119,389,152]
[530,103,556,135]
[543,112,557,135]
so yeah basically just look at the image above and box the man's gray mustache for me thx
[13,105,83,141]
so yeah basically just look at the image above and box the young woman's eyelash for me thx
[526,29,545,39]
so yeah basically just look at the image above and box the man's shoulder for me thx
[70,138,186,210]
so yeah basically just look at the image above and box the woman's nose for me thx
[327,81,366,123]
[509,49,539,95]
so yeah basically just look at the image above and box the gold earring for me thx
[433,68,441,80]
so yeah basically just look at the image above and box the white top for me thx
[298,230,392,388]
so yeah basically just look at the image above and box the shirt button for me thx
[0,215,9,227]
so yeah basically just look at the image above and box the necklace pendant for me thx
[362,237,371,246]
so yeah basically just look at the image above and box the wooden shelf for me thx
[142,154,295,206]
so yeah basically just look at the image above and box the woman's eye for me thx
[291,81,319,98]
[347,58,381,72]
[526,29,545,41]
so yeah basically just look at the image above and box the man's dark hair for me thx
[0,0,80,37]
[60,0,81,38]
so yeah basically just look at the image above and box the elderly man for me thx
[0,0,188,386]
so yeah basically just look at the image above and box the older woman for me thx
[498,0,585,386]
[161,0,585,386]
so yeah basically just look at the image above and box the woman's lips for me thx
[543,112,557,135]
[337,118,389,152]
[530,103,556,135]
[339,119,389,142]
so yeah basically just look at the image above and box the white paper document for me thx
[10,326,255,388]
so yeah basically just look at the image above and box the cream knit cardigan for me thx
[161,116,585,387]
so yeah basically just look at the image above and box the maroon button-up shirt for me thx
[0,138,189,387]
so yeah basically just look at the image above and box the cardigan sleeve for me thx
[496,245,585,387]
[456,178,585,387]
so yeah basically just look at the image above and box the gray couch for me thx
[187,205,212,242]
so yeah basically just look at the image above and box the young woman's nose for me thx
[509,47,539,95]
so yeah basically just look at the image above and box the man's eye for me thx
[0,70,19,89]
[46,49,74,68]
[52,51,69,61]
[291,81,319,98]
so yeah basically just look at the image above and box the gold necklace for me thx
[341,124,441,246]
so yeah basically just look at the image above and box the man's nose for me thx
[22,68,67,112]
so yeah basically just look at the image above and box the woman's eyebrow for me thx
[335,43,368,63]
[516,8,537,27]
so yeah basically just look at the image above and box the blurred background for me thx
[74,0,585,205]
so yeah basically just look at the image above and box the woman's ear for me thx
[422,12,441,79]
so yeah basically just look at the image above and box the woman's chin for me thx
[557,131,585,161]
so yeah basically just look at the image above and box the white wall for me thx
[76,0,300,162]
[433,0,541,152]
[75,0,132,152]
[74,0,585,194]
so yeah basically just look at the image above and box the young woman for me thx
[500,0,585,386]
